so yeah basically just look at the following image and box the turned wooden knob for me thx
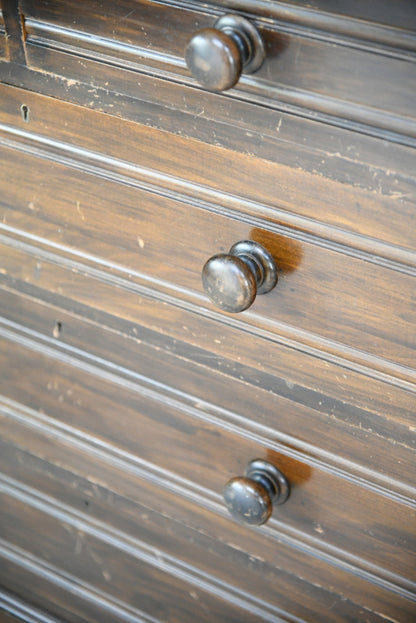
[185,14,265,92]
[202,240,278,313]
[223,459,290,526]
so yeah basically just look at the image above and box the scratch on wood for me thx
[76,200,85,221]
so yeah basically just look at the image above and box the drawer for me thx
[0,496,251,623]
[19,0,416,138]
[0,83,415,259]
[0,287,414,499]
[1,312,415,590]
[1,143,415,371]
[1,413,415,623]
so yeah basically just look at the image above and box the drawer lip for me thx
[2,229,416,410]
[159,0,416,50]
[2,484,411,623]
[0,82,415,264]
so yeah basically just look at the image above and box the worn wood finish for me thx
[0,85,415,261]
[2,333,416,584]
[0,420,415,623]
[0,287,414,495]
[0,0,415,621]
[1,146,415,369]
[18,0,416,138]
[0,10,6,60]
[0,590,64,623]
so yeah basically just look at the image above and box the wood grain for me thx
[0,590,63,623]
[1,323,415,585]
[0,83,414,268]
[0,286,414,501]
[1,419,415,623]
[1,145,415,370]
[0,11,6,60]
[1,240,414,421]
[19,0,416,137]
[0,1,415,621]
[1,0,26,64]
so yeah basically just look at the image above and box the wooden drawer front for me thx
[0,495,252,623]
[0,83,415,260]
[1,415,415,623]
[19,0,416,138]
[0,286,414,503]
[1,312,415,589]
[1,143,415,372]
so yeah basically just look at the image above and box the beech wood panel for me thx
[1,421,415,623]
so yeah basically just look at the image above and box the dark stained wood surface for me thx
[1,143,415,368]
[0,591,63,623]
[0,281,414,486]
[1,330,415,584]
[18,0,416,137]
[0,0,415,622]
[1,415,415,623]
[0,84,414,263]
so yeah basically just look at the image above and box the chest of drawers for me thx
[0,1,415,621]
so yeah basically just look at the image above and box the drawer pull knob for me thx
[202,240,277,313]
[223,459,290,526]
[185,14,265,92]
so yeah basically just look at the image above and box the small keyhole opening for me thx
[21,104,30,123]
[53,321,62,339]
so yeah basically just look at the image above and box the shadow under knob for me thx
[223,459,290,526]
[202,240,278,313]
[185,14,265,92]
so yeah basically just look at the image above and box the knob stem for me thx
[212,15,265,76]
[222,26,251,67]
[246,459,290,505]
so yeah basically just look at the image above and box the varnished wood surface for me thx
[0,590,63,623]
[1,415,415,623]
[0,0,415,621]
[3,345,416,594]
[1,144,415,368]
[0,10,5,60]
[18,0,416,139]
[0,278,414,490]
[0,84,414,265]
[1,324,415,585]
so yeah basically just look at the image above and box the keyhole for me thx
[20,104,30,123]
